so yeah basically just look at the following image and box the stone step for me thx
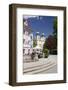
[23,55,32,63]
[23,61,56,74]
[23,58,52,69]
[24,61,51,72]
[33,64,56,74]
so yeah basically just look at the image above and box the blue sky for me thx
[24,15,57,38]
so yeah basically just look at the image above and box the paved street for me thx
[23,55,57,74]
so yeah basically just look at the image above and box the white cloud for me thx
[23,15,39,19]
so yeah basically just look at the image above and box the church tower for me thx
[36,32,40,40]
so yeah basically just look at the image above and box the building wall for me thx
[23,33,33,55]
[36,33,45,49]
[23,19,33,55]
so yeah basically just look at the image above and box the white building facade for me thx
[33,32,45,53]
[23,19,33,55]
[23,19,45,55]
[36,32,45,49]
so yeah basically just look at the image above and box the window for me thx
[23,49,25,54]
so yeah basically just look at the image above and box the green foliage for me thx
[43,17,57,55]
[43,17,57,51]
[43,49,49,58]
[45,35,57,50]
[53,17,57,39]
[50,49,57,55]
[53,17,57,50]
[33,39,37,47]
[43,41,46,50]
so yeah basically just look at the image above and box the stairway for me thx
[23,58,57,74]
[23,55,32,63]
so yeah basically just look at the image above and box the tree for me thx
[53,17,57,49]
[45,35,56,50]
[43,17,57,54]
[33,39,37,47]
[53,17,57,38]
